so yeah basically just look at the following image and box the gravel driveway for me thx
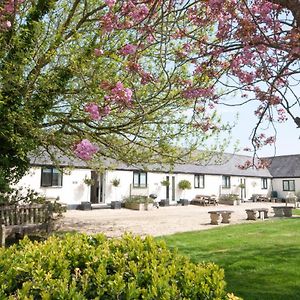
[56,202,286,237]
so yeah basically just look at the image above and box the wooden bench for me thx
[0,203,53,247]
[245,208,269,220]
[208,210,233,225]
[272,206,293,217]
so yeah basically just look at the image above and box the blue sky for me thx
[221,104,300,157]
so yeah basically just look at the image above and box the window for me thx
[261,178,268,189]
[222,175,231,188]
[282,180,295,191]
[194,174,205,188]
[41,167,62,187]
[133,171,147,188]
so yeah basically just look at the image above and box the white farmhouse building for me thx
[15,151,298,210]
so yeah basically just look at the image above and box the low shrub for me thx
[0,233,237,299]
[219,194,239,201]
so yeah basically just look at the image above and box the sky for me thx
[220,103,300,157]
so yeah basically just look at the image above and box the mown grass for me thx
[292,209,300,215]
[160,218,300,300]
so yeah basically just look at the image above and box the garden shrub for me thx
[0,233,238,299]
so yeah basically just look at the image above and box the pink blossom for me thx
[100,105,111,117]
[108,81,133,105]
[74,139,99,160]
[182,87,215,99]
[120,44,137,55]
[94,48,104,56]
[104,0,116,8]
[100,13,118,32]
[4,20,11,28]
[129,4,149,22]
[85,103,101,120]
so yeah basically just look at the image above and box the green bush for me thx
[0,233,236,299]
[178,180,192,190]
[219,194,239,201]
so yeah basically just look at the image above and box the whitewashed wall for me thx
[271,178,300,199]
[221,176,271,199]
[104,170,133,203]
[15,167,91,208]
[98,171,273,203]
[15,166,274,207]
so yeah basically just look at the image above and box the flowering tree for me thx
[0,0,228,192]
[180,0,300,166]
[1,0,299,191]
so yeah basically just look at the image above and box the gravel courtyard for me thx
[56,202,285,237]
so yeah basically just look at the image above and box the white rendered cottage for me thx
[13,151,284,209]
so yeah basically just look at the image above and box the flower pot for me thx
[111,201,121,209]
[159,199,169,207]
[179,199,189,206]
[80,202,91,210]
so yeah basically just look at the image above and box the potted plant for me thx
[161,180,170,187]
[178,180,191,206]
[83,177,95,186]
[238,183,245,189]
[111,178,120,187]
[111,178,121,209]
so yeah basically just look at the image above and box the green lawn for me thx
[160,218,300,300]
[292,209,300,215]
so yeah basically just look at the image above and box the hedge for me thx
[0,233,239,299]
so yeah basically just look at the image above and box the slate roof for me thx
[29,150,272,178]
[29,150,88,168]
[172,153,271,177]
[266,155,300,178]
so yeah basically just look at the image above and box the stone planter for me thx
[218,199,239,206]
[124,202,154,211]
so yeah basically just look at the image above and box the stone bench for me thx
[245,208,269,220]
[0,203,53,247]
[272,206,293,217]
[208,210,234,225]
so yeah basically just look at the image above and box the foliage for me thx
[0,187,66,215]
[83,177,95,186]
[0,187,45,206]
[292,209,300,215]
[111,178,120,187]
[0,233,235,299]
[219,194,239,201]
[162,219,300,300]
[238,183,245,189]
[123,195,153,204]
[178,180,192,190]
[161,180,170,187]
[0,0,231,192]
